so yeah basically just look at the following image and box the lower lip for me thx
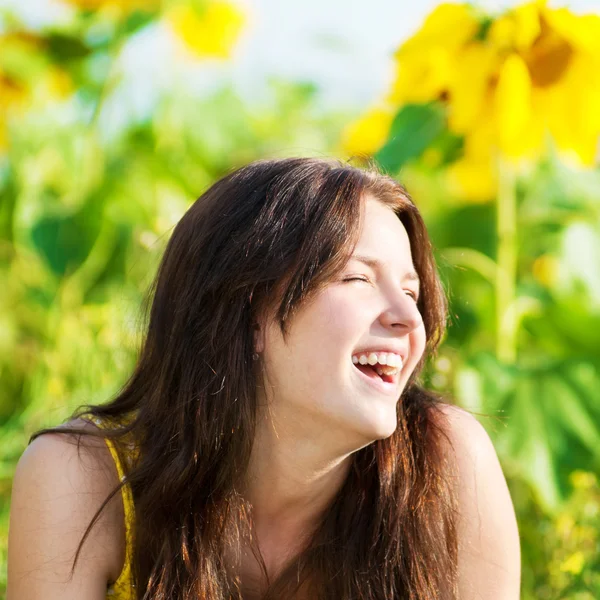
[352,364,401,395]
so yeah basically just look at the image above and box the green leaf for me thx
[552,373,600,457]
[30,196,103,277]
[513,372,561,509]
[374,102,446,174]
[426,129,464,166]
[123,10,157,36]
[459,352,600,510]
[45,33,91,62]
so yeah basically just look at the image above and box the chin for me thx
[351,410,399,445]
[370,421,398,441]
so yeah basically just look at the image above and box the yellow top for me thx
[87,416,136,600]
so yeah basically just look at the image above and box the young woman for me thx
[7,157,521,599]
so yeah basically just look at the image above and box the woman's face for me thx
[255,196,427,448]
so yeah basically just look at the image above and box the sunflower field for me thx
[1,1,599,598]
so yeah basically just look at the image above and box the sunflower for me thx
[343,1,600,202]
[167,1,245,60]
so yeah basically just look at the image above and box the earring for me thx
[252,352,259,361]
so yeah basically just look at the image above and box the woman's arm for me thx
[7,425,126,600]
[438,404,521,599]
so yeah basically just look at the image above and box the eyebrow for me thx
[351,254,421,285]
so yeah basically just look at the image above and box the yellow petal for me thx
[542,5,600,59]
[559,551,585,576]
[448,43,498,134]
[387,47,454,105]
[399,3,480,54]
[513,2,543,49]
[495,53,534,158]
[389,3,480,106]
[169,2,245,59]
[563,54,600,162]
[452,94,493,156]
[445,153,497,203]
[488,1,542,52]
[488,16,514,52]
[341,107,394,156]
[532,254,558,287]
[444,106,499,202]
[538,53,600,165]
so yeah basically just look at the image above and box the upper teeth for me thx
[352,351,403,374]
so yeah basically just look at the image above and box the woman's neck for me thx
[242,408,353,562]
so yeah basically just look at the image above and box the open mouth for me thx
[353,362,395,385]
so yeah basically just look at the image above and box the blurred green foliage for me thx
[2,1,600,598]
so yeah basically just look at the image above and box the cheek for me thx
[269,295,362,385]
[297,293,361,346]
[408,323,427,367]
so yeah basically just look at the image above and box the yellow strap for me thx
[87,417,135,596]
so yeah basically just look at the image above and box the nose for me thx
[379,290,423,333]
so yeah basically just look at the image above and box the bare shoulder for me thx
[432,403,497,463]
[7,418,126,600]
[432,403,521,599]
[13,417,124,515]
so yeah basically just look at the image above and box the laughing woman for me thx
[7,157,520,599]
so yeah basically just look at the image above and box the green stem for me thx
[496,160,518,364]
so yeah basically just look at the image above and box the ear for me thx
[253,321,266,354]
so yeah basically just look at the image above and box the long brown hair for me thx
[31,157,458,599]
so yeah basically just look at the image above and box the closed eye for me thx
[345,277,419,301]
